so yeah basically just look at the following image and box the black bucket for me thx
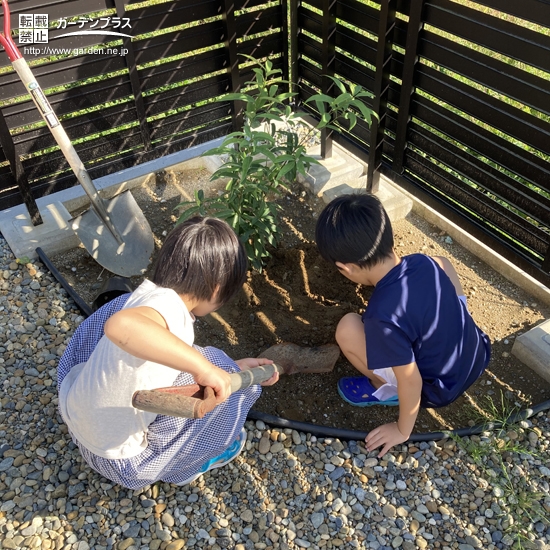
[92,275,135,312]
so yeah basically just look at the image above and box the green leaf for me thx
[211,208,235,220]
[254,147,277,163]
[315,100,328,116]
[347,111,357,131]
[305,93,334,105]
[272,153,295,164]
[296,159,308,177]
[211,168,240,180]
[277,161,296,180]
[176,206,202,224]
[221,92,254,102]
[252,68,265,86]
[333,92,352,108]
[326,74,347,93]
[252,131,276,143]
[352,100,377,124]
[240,157,253,184]
[317,112,332,129]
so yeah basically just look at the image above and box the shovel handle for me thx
[133,363,284,419]
[132,385,218,419]
[0,0,21,62]
[230,363,284,392]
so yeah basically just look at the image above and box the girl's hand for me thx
[194,365,232,403]
[235,357,279,386]
[365,422,408,458]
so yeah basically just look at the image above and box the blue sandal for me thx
[338,377,399,407]
[177,428,247,486]
[199,428,247,472]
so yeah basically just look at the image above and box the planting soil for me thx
[50,166,550,435]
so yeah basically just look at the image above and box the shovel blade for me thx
[71,190,154,277]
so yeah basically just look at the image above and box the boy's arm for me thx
[104,306,232,402]
[365,362,422,457]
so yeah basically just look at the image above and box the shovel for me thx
[132,343,341,418]
[0,0,154,277]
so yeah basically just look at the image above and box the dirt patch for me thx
[50,167,550,434]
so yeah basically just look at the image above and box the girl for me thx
[57,216,278,489]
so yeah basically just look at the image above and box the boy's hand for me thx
[194,366,232,403]
[365,422,408,458]
[235,358,279,386]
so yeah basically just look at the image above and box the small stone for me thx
[416,536,428,549]
[258,437,271,454]
[270,442,284,453]
[241,509,254,523]
[162,512,175,527]
[383,504,397,518]
[311,512,324,528]
[117,539,135,550]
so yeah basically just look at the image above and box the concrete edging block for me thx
[512,319,550,384]
[0,201,80,260]
[320,176,413,223]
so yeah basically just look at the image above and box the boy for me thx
[315,194,491,457]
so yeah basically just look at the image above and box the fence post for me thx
[367,0,397,194]
[392,0,424,174]
[320,0,336,159]
[114,0,152,152]
[281,0,290,85]
[289,0,300,101]
[543,245,550,273]
[220,0,243,131]
[0,110,42,226]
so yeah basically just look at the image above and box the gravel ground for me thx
[1,234,550,550]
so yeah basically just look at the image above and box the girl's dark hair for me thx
[315,193,394,268]
[152,216,247,306]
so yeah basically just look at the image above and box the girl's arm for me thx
[365,361,422,457]
[104,306,232,402]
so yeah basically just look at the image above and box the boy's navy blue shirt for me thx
[362,254,491,408]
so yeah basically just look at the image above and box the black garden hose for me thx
[38,246,550,443]
[37,247,93,318]
[247,401,550,442]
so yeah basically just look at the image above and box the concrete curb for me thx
[512,319,550,384]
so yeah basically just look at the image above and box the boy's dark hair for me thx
[315,193,394,268]
[153,216,247,306]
